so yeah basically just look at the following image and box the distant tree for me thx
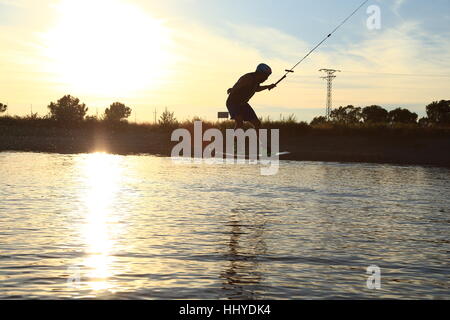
[361,105,389,123]
[418,117,430,127]
[330,105,362,124]
[310,116,328,126]
[388,108,418,124]
[104,102,132,122]
[0,103,7,113]
[85,115,99,122]
[426,100,450,125]
[48,95,88,122]
[159,108,178,127]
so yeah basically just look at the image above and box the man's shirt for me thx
[227,72,259,105]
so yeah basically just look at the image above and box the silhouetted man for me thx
[226,63,276,129]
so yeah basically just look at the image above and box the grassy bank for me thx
[1,116,450,167]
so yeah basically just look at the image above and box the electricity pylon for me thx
[319,69,341,120]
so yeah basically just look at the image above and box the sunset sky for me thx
[1,0,449,122]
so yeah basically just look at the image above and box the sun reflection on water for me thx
[79,152,124,293]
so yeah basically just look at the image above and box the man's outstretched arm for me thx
[256,84,276,92]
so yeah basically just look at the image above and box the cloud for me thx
[1,0,449,121]
[219,17,450,116]
[321,20,450,110]
[392,0,406,17]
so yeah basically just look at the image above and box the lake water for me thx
[0,152,449,299]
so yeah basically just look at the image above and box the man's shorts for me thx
[226,102,258,121]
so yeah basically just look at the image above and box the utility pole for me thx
[154,108,157,124]
[319,69,341,120]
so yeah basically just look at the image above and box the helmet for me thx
[256,63,272,75]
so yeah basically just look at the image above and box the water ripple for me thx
[0,152,449,299]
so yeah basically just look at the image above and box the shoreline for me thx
[1,124,449,168]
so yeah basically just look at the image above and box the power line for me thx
[276,71,450,81]
[342,70,450,78]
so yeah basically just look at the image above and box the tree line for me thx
[0,95,132,123]
[1,96,449,127]
[0,95,180,126]
[311,101,450,126]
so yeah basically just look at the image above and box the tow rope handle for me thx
[269,70,294,90]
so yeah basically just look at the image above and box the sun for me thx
[42,0,173,96]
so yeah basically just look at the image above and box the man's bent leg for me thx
[250,118,261,130]
[250,118,264,156]
[234,115,244,130]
